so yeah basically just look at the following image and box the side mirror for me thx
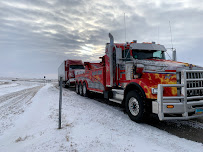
[172,49,177,61]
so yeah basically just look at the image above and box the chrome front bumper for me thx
[153,70,203,121]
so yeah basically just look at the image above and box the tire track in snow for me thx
[0,82,10,85]
[0,86,41,105]
[0,83,20,89]
[0,85,43,135]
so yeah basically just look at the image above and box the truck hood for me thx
[135,59,203,72]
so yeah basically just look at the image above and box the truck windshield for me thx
[132,50,165,60]
[70,65,84,69]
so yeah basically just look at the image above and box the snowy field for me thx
[0,80,203,152]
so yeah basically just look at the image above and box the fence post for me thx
[58,76,62,129]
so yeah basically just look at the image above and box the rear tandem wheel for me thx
[75,82,79,94]
[83,82,88,97]
[79,83,83,96]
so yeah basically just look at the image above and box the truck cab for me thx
[65,60,84,87]
[58,60,84,88]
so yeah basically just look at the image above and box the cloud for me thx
[0,0,203,78]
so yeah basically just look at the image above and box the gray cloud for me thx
[0,0,203,79]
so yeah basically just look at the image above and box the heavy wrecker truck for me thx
[75,33,203,122]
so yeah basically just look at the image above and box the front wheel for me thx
[125,91,145,123]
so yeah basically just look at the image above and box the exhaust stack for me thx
[109,33,114,87]
[172,49,177,61]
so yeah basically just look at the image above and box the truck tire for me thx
[76,83,79,94]
[125,91,145,123]
[83,82,88,97]
[66,82,70,88]
[79,83,83,96]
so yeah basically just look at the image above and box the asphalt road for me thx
[65,86,203,144]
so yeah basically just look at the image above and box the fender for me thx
[124,82,146,101]
[129,78,157,99]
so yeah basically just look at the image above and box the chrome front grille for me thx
[185,71,203,97]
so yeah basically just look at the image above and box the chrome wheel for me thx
[125,91,145,122]
[129,97,140,116]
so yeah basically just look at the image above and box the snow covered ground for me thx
[0,80,203,152]
[0,81,40,96]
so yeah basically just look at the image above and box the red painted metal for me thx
[75,41,200,99]
[58,59,84,85]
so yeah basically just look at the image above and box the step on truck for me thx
[58,59,84,87]
[75,33,203,122]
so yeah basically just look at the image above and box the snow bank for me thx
[0,84,202,152]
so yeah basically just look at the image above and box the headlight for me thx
[151,88,158,94]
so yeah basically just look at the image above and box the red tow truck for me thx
[58,60,84,87]
[75,33,203,122]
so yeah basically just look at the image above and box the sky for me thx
[1,0,203,79]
